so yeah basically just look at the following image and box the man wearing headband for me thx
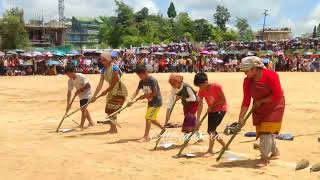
[238,56,286,167]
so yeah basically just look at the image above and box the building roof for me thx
[73,17,97,22]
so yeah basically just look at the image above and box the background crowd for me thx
[1,39,320,76]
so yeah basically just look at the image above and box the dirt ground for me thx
[1,72,320,180]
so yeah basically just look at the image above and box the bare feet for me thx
[203,151,215,157]
[194,139,204,145]
[88,123,95,128]
[270,152,280,160]
[138,137,150,142]
[106,129,118,134]
[256,158,269,168]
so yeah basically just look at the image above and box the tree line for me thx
[99,1,255,48]
[0,1,255,49]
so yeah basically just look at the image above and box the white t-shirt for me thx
[68,73,92,100]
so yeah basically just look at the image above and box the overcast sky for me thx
[1,0,320,36]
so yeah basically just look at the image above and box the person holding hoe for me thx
[91,52,128,134]
[194,72,228,156]
[127,65,165,142]
[167,73,203,143]
[238,56,285,167]
[65,65,94,129]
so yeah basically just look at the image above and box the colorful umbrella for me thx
[275,51,284,56]
[152,52,164,56]
[218,50,225,55]
[68,50,80,55]
[44,51,53,56]
[210,51,218,55]
[201,50,210,55]
[22,52,32,57]
[265,50,274,55]
[32,51,42,57]
[111,51,118,57]
[14,49,24,54]
[6,51,18,55]
[47,60,61,66]
[213,59,224,64]
[140,49,150,54]
[247,51,255,56]
[53,51,66,56]
[177,52,190,57]
[304,51,313,55]
[125,50,135,54]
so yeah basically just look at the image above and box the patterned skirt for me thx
[182,102,198,133]
[105,82,128,117]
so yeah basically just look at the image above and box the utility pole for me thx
[262,10,268,41]
[58,0,65,22]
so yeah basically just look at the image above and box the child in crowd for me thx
[194,73,228,156]
[128,65,165,142]
[65,65,94,129]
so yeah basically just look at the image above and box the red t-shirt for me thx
[198,83,228,112]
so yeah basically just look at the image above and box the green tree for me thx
[98,16,112,46]
[317,23,320,38]
[4,7,24,23]
[213,5,231,32]
[108,0,136,48]
[312,25,317,38]
[210,28,223,43]
[167,2,177,19]
[135,7,149,23]
[193,19,213,42]
[222,30,239,41]
[174,12,194,41]
[242,29,255,41]
[235,17,254,41]
[0,7,30,49]
[121,35,145,48]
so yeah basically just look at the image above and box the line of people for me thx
[65,52,285,167]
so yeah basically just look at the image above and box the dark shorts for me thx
[80,99,89,107]
[208,111,226,134]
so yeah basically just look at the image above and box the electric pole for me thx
[262,10,268,41]
[58,0,65,22]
